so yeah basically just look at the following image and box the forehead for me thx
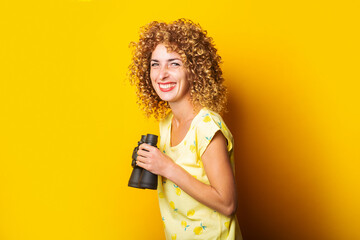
[151,44,181,60]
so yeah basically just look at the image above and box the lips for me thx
[158,82,176,92]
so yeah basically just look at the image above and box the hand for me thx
[136,143,174,177]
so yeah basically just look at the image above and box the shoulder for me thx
[196,108,231,136]
[159,111,172,139]
[200,108,223,125]
[195,108,233,154]
[159,111,172,128]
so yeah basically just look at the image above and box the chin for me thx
[155,90,177,102]
[158,95,176,102]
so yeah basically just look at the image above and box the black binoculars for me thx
[128,134,158,190]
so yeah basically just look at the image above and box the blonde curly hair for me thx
[128,19,227,120]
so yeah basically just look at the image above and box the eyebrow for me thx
[150,58,182,62]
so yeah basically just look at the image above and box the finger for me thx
[136,160,149,170]
[136,160,144,167]
[136,155,148,164]
[137,149,151,158]
[139,143,154,151]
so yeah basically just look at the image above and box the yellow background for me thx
[1,0,359,239]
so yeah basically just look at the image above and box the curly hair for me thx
[128,18,227,120]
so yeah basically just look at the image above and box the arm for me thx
[136,131,237,217]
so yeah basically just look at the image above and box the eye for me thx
[170,62,181,67]
[151,62,159,67]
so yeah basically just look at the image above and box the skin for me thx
[136,44,237,217]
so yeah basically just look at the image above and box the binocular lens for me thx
[145,134,158,146]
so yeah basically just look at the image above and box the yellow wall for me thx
[1,0,359,239]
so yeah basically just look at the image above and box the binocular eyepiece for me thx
[128,134,158,190]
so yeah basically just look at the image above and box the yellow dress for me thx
[158,108,242,240]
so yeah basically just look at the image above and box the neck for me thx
[169,97,201,124]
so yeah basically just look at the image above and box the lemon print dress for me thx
[158,108,242,240]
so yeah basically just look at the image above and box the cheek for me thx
[150,77,159,93]
[149,70,154,82]
[149,71,155,85]
[151,79,157,90]
[181,73,190,89]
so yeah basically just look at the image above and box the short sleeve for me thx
[196,110,234,157]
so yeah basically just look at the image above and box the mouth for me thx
[158,82,176,92]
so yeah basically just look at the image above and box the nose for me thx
[158,65,169,81]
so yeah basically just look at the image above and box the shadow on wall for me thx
[224,76,328,240]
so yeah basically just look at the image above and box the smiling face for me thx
[150,44,191,105]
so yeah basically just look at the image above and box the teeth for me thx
[159,83,175,89]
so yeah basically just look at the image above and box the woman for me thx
[129,19,242,240]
